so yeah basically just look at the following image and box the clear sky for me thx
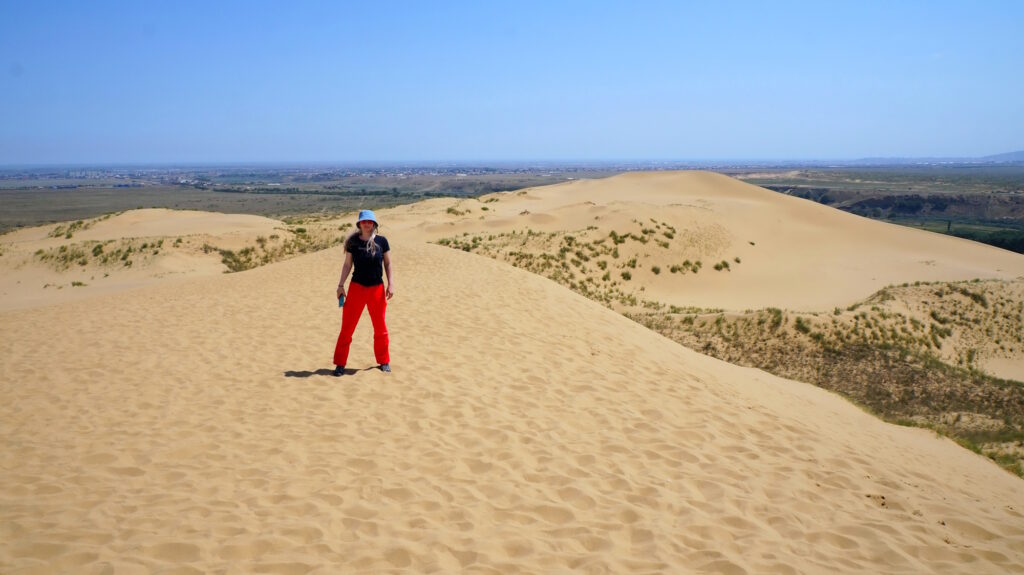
[2,1,1022,164]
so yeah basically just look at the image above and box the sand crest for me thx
[379,171,1024,311]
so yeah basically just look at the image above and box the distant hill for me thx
[850,150,1024,165]
[981,150,1024,162]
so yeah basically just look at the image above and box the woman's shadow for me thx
[283,367,375,378]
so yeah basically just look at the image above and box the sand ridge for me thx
[375,171,1024,311]
[2,240,1024,574]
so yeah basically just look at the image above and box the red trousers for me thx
[334,282,390,366]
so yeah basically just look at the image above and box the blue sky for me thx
[2,1,1022,164]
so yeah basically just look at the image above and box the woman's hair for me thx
[346,223,379,256]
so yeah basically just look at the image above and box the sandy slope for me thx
[2,208,282,244]
[376,171,1024,311]
[2,241,1023,574]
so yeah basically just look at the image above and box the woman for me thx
[333,209,394,375]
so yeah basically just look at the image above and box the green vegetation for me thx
[213,228,346,273]
[434,218,739,311]
[44,213,118,240]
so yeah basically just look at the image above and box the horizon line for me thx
[3,154,1024,170]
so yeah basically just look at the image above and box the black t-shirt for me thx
[347,235,390,287]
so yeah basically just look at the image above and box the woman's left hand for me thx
[386,284,394,300]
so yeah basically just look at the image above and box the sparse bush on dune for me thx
[198,225,347,273]
[954,286,989,308]
[34,244,89,270]
[765,308,784,331]
[794,317,811,334]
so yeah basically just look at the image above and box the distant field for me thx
[0,170,619,234]
[732,165,1024,194]
[0,178,138,189]
[0,186,414,233]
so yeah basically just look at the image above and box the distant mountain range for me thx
[850,150,1024,165]
[980,150,1024,162]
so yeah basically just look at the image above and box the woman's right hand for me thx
[336,285,346,300]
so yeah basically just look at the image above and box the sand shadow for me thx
[284,368,337,378]
[284,367,379,378]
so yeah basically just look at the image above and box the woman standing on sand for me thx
[333,210,393,375]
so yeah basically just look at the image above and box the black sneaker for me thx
[333,365,345,376]
[379,363,391,373]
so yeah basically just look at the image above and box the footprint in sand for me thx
[530,504,575,525]
[145,542,202,562]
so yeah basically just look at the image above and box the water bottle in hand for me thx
[338,294,345,307]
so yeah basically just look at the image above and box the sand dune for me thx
[378,171,1024,311]
[3,239,1023,574]
[0,209,291,312]
[1,208,282,245]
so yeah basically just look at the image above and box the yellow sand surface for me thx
[3,239,1024,574]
